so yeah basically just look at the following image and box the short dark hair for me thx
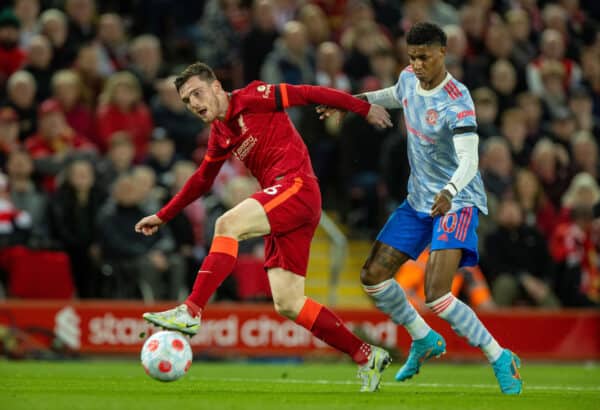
[406,22,447,47]
[174,62,217,92]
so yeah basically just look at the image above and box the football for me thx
[140,331,193,382]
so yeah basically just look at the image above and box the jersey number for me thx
[263,184,282,195]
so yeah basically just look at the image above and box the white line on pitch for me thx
[190,377,600,392]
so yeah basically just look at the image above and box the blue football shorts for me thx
[377,200,480,267]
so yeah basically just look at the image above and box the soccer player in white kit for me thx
[320,22,522,395]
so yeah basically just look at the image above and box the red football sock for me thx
[295,298,371,365]
[184,236,238,316]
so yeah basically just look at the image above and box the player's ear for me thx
[439,46,447,58]
[212,80,223,93]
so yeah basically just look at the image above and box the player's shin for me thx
[427,292,502,362]
[185,235,239,316]
[363,279,431,340]
[294,298,371,365]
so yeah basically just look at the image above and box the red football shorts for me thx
[251,175,321,276]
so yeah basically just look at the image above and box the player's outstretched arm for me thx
[134,154,226,235]
[279,84,393,128]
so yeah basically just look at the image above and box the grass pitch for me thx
[1,359,598,410]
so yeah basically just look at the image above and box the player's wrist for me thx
[440,188,454,203]
[442,183,458,198]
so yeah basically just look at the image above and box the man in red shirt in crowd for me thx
[0,9,27,88]
[25,99,95,191]
[136,62,393,391]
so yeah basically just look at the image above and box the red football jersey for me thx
[207,81,317,186]
[157,81,370,221]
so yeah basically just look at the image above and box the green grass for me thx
[0,359,599,410]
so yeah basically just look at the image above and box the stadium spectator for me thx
[96,71,153,159]
[127,34,168,103]
[97,174,186,300]
[530,138,573,208]
[0,8,27,89]
[23,34,54,102]
[194,0,246,91]
[96,13,129,77]
[150,76,204,159]
[0,171,31,248]
[483,198,560,308]
[527,29,582,95]
[513,168,560,239]
[571,131,599,181]
[39,8,76,70]
[538,60,570,120]
[471,87,500,140]
[25,98,95,192]
[73,42,105,103]
[95,131,135,194]
[144,128,180,189]
[297,3,330,47]
[550,173,600,306]
[548,108,578,152]
[443,24,467,60]
[241,0,278,86]
[64,0,96,52]
[132,165,163,213]
[568,87,600,136]
[500,108,531,168]
[6,149,50,245]
[480,137,514,201]
[5,70,37,141]
[341,20,389,88]
[261,20,314,86]
[50,69,95,145]
[505,8,536,72]
[516,91,545,142]
[466,22,516,89]
[49,158,104,297]
[13,0,40,49]
[489,59,518,114]
[0,107,20,170]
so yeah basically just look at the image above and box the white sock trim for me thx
[405,315,431,340]
[482,339,503,363]
[362,279,395,296]
[426,292,456,316]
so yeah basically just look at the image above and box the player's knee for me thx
[214,213,238,238]
[272,297,300,320]
[424,283,450,304]
[360,266,387,286]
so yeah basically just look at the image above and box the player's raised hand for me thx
[135,214,164,236]
[366,104,393,129]
[316,105,347,123]
[431,189,452,217]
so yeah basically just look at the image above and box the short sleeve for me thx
[447,93,477,136]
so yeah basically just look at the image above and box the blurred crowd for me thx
[0,0,599,308]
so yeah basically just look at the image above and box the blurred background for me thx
[0,0,598,361]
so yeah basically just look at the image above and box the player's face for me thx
[407,44,446,83]
[179,76,222,124]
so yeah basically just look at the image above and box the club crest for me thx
[426,109,438,125]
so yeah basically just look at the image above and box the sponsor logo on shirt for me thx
[258,84,272,99]
[234,135,257,161]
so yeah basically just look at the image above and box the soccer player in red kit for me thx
[135,62,393,391]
